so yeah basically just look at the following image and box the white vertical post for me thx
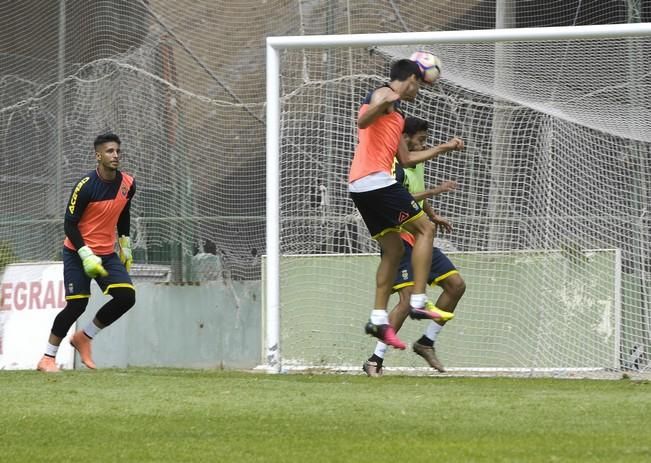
[265,42,281,373]
[56,0,66,208]
[613,248,622,370]
[486,0,516,250]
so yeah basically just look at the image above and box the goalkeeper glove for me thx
[118,236,133,272]
[77,246,108,278]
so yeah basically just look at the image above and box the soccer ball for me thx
[410,51,442,84]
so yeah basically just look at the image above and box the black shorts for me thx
[63,246,134,299]
[393,241,458,291]
[350,182,423,239]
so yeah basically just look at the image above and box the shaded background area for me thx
[1,0,648,280]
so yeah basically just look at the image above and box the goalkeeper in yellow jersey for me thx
[363,117,466,376]
[37,133,136,372]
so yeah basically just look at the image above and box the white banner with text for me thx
[0,262,75,370]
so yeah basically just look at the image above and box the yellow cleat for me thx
[409,301,455,322]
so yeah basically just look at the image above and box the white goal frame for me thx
[265,23,651,373]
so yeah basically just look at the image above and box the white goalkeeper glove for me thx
[118,236,133,272]
[78,246,108,278]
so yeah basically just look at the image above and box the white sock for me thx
[374,342,388,359]
[370,310,389,325]
[45,342,59,358]
[424,321,444,343]
[83,320,102,339]
[410,293,427,309]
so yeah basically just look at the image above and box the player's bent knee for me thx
[111,287,136,309]
[457,280,467,297]
[410,217,435,239]
[96,287,136,327]
[450,278,466,299]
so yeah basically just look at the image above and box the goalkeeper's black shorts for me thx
[63,246,134,299]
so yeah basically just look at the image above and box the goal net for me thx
[264,25,651,374]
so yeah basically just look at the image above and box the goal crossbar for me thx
[267,23,651,49]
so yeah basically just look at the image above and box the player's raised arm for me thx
[411,182,456,234]
[357,87,401,129]
[410,180,458,202]
[397,137,464,168]
[424,201,453,234]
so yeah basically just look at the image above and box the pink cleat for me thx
[364,321,406,349]
[70,330,96,369]
[36,355,60,373]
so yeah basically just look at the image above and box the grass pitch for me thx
[1,369,649,462]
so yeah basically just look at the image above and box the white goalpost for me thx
[265,24,651,374]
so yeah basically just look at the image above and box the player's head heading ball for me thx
[390,59,424,102]
[390,59,424,82]
[94,132,121,151]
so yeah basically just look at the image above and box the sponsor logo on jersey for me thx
[68,177,90,215]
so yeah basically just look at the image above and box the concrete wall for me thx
[76,280,262,369]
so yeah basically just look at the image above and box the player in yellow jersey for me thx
[348,59,463,349]
[363,117,466,376]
